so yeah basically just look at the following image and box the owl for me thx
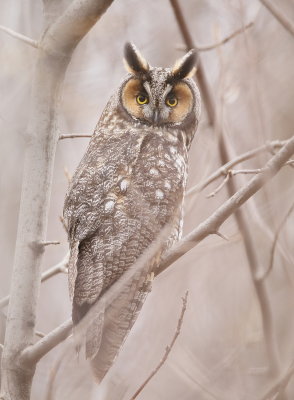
[63,43,201,381]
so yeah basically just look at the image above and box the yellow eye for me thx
[166,97,178,107]
[136,94,149,105]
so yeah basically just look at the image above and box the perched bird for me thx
[63,42,201,381]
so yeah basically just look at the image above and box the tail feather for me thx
[86,310,104,360]
[89,270,153,381]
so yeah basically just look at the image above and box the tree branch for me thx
[177,21,254,53]
[20,320,73,367]
[259,0,294,37]
[157,136,294,275]
[59,133,92,140]
[130,292,188,400]
[0,1,114,399]
[18,136,294,367]
[0,253,69,309]
[0,24,38,48]
[206,159,292,198]
[186,140,286,197]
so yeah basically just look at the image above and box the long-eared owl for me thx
[63,43,201,381]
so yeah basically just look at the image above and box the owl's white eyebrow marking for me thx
[143,81,152,98]
[163,84,173,98]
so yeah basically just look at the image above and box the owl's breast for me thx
[128,130,187,225]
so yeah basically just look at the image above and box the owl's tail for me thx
[87,270,152,382]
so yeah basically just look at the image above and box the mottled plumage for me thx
[63,43,201,381]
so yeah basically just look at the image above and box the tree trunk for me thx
[0,1,114,399]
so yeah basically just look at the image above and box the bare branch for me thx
[35,331,46,339]
[259,0,294,37]
[197,21,254,51]
[206,173,231,198]
[40,253,69,282]
[213,231,229,241]
[19,136,294,364]
[187,140,286,197]
[231,168,263,175]
[157,136,294,275]
[206,159,292,198]
[0,253,69,309]
[176,21,254,52]
[59,134,92,140]
[20,320,73,367]
[130,292,188,400]
[0,24,38,48]
[259,201,294,281]
[41,241,60,246]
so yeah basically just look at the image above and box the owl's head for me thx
[119,43,200,134]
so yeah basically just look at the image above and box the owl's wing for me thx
[75,212,169,381]
[64,131,146,299]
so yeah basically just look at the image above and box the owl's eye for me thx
[136,94,149,105]
[166,97,178,107]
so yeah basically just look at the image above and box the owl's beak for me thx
[152,109,161,125]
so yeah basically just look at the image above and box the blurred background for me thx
[0,0,294,399]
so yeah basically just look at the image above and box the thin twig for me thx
[41,253,69,282]
[0,24,38,48]
[130,292,188,400]
[177,21,254,52]
[59,134,92,140]
[35,331,46,339]
[186,140,286,197]
[206,159,292,198]
[259,0,294,37]
[259,201,294,281]
[214,231,229,241]
[206,173,231,198]
[231,168,263,175]
[0,253,69,309]
[18,136,294,365]
[41,241,60,246]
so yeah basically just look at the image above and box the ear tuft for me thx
[123,42,150,75]
[172,49,197,80]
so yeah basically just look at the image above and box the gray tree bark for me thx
[0,1,114,399]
